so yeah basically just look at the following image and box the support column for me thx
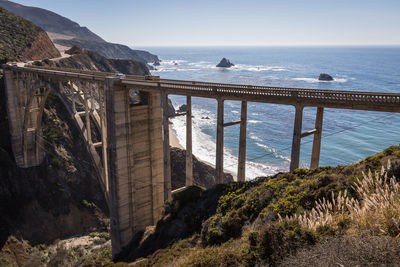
[216,98,224,184]
[310,107,324,169]
[84,91,92,144]
[290,105,303,172]
[105,77,122,258]
[100,84,109,193]
[237,101,247,182]
[161,92,171,201]
[185,96,193,186]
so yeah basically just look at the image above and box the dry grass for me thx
[284,160,400,236]
[279,235,400,267]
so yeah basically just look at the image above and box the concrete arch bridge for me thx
[3,65,400,256]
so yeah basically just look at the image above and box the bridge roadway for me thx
[15,65,400,112]
[4,65,400,257]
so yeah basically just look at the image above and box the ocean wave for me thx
[248,120,262,124]
[255,143,290,162]
[231,64,287,72]
[292,77,348,83]
[249,133,263,142]
[170,108,287,179]
[151,59,287,74]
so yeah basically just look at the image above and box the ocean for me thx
[137,46,400,179]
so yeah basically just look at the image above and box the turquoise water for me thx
[138,46,400,179]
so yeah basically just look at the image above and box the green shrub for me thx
[164,186,204,216]
[50,156,63,168]
[251,220,316,265]
[0,257,12,267]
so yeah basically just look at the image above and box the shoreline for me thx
[169,127,237,180]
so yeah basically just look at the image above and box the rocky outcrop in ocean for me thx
[318,73,334,81]
[177,104,187,113]
[216,57,234,68]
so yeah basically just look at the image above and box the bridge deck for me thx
[13,65,400,112]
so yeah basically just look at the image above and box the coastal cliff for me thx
[36,46,150,76]
[0,0,159,64]
[0,0,104,42]
[53,38,159,64]
[0,6,60,63]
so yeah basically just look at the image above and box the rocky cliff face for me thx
[20,31,61,61]
[0,6,60,63]
[37,46,150,76]
[53,38,159,63]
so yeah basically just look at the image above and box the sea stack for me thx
[178,104,187,112]
[318,73,334,81]
[216,57,234,68]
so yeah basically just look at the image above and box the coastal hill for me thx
[0,0,104,42]
[36,46,151,76]
[0,0,159,64]
[0,6,60,63]
[117,147,400,266]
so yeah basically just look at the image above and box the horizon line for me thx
[130,44,400,48]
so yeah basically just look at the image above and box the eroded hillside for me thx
[0,6,60,63]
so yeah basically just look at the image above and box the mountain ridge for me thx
[0,0,159,63]
[0,0,104,42]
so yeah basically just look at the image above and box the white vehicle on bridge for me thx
[113,73,126,79]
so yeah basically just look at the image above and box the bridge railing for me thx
[121,78,400,107]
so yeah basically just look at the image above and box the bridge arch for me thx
[22,82,52,167]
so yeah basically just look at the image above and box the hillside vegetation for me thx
[0,6,39,63]
[111,146,400,266]
[0,6,60,64]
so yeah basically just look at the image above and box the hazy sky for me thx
[12,0,400,47]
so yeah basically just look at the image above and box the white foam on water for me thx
[170,108,287,179]
[150,59,287,74]
[255,143,291,162]
[248,120,262,124]
[231,64,287,72]
[292,77,348,83]
[249,133,263,142]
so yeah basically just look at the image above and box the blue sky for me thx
[12,0,400,47]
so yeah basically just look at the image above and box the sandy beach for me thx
[169,130,183,149]
[169,128,237,180]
